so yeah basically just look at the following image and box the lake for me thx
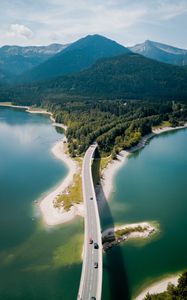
[0,107,83,300]
[1,107,187,300]
[101,128,187,299]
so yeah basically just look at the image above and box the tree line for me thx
[44,99,187,157]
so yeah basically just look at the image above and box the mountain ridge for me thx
[130,40,187,66]
[0,43,68,76]
[17,34,130,82]
[2,52,187,104]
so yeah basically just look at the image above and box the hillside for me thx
[0,43,68,77]
[1,52,187,105]
[0,66,13,85]
[18,34,130,82]
[130,40,187,66]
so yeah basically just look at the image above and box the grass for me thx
[115,225,147,238]
[54,158,83,211]
[100,155,112,171]
[102,225,150,244]
[152,121,172,130]
[92,153,112,186]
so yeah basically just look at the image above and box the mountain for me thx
[130,40,187,66]
[0,66,13,85]
[0,43,68,76]
[18,34,130,82]
[2,52,187,104]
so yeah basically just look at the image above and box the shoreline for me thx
[0,102,82,226]
[134,274,180,300]
[102,222,157,251]
[97,124,187,207]
[28,110,83,225]
[39,137,84,226]
[0,102,68,132]
[97,124,186,297]
[102,222,156,239]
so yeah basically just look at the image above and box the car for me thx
[94,242,99,249]
[90,197,93,200]
[91,297,96,300]
[94,262,98,268]
[89,237,93,244]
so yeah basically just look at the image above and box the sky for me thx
[1,0,187,48]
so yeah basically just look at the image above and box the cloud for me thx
[0,0,187,48]
[7,24,33,39]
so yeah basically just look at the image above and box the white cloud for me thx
[0,0,187,48]
[7,24,33,39]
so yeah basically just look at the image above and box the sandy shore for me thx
[134,274,180,300]
[39,138,84,226]
[98,151,129,205]
[102,222,156,241]
[153,123,187,134]
[0,102,82,225]
[0,102,29,109]
[97,124,187,206]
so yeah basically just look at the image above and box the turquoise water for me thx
[0,107,83,300]
[1,107,187,300]
[101,129,187,299]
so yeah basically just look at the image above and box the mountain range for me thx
[130,40,187,66]
[0,43,68,78]
[0,34,187,104]
[1,36,187,85]
[17,34,130,82]
[2,52,187,105]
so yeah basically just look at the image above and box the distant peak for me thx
[144,40,153,45]
[85,34,105,38]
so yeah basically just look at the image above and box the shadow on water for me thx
[92,149,130,300]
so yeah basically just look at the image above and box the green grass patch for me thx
[54,160,83,211]
[115,225,147,238]
[92,152,112,186]
[152,121,172,130]
[100,155,112,171]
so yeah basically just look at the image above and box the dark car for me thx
[91,297,96,300]
[89,237,93,244]
[90,197,93,200]
[94,262,98,268]
[94,242,99,249]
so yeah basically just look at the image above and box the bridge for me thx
[77,144,102,300]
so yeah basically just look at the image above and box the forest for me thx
[44,99,187,157]
[144,271,187,300]
[1,52,187,105]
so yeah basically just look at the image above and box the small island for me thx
[102,222,157,251]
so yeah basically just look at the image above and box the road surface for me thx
[77,144,102,300]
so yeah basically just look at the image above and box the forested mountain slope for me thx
[1,52,187,105]
[0,43,67,77]
[18,34,130,82]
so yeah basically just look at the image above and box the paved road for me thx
[77,144,102,300]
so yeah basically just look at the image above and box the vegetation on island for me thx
[144,271,187,300]
[115,225,150,238]
[102,223,156,249]
[54,158,83,211]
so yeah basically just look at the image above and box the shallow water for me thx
[0,107,83,300]
[101,129,187,299]
[1,107,187,300]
